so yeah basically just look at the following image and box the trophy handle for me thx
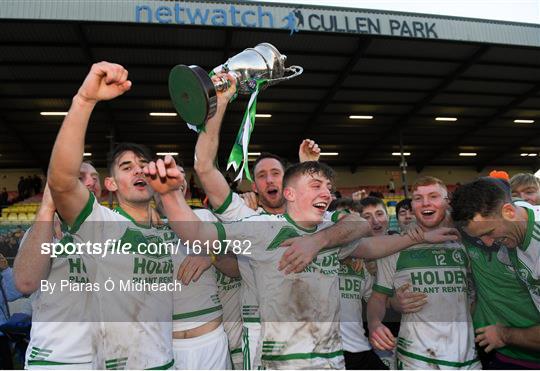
[264,65,303,87]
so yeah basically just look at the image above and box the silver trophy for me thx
[168,43,303,126]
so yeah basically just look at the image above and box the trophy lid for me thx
[253,43,286,80]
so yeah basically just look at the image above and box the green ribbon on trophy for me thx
[168,43,303,181]
[227,79,266,182]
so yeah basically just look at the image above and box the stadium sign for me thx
[2,1,540,47]
[134,2,439,38]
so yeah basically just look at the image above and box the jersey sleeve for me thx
[372,253,398,297]
[361,264,374,301]
[213,215,272,260]
[212,191,258,222]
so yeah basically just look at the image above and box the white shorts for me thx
[397,351,482,370]
[173,324,231,370]
[230,348,243,370]
[241,322,261,370]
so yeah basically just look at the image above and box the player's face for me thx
[463,213,519,248]
[254,158,285,209]
[512,185,540,205]
[292,172,332,222]
[397,207,415,229]
[79,162,101,197]
[361,204,389,236]
[411,184,448,229]
[112,151,153,203]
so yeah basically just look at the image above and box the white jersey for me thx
[23,229,93,368]
[338,260,372,353]
[172,208,222,331]
[213,192,263,324]
[213,191,345,323]
[72,192,175,370]
[374,241,479,368]
[507,201,540,312]
[216,268,242,354]
[216,212,355,369]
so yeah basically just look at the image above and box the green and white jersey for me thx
[213,191,344,325]
[507,201,540,312]
[172,209,223,331]
[464,238,540,363]
[216,268,242,354]
[373,241,478,368]
[71,192,175,370]
[338,260,372,353]
[213,192,264,324]
[23,229,93,368]
[215,213,355,369]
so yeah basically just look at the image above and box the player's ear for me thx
[251,182,257,193]
[501,203,516,221]
[104,176,118,192]
[283,186,295,202]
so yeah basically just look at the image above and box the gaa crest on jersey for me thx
[452,250,464,264]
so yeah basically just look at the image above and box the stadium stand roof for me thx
[1,0,540,173]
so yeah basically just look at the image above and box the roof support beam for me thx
[354,44,490,167]
[296,38,372,147]
[417,82,540,171]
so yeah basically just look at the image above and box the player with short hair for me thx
[46,62,175,369]
[395,198,415,231]
[451,177,540,352]
[143,156,460,370]
[367,176,480,370]
[14,162,101,369]
[510,173,540,205]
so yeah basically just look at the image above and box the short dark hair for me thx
[328,197,354,212]
[252,153,286,175]
[283,161,334,188]
[107,142,153,175]
[396,198,412,215]
[450,177,512,224]
[358,196,387,214]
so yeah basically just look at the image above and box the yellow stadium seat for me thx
[18,213,28,221]
[7,213,18,221]
[27,213,36,221]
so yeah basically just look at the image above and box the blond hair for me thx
[510,173,540,192]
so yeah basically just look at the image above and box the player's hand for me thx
[369,323,396,351]
[278,235,320,274]
[408,223,459,244]
[351,189,367,201]
[475,324,507,352]
[76,62,131,104]
[212,72,237,106]
[177,255,212,285]
[0,253,8,271]
[298,139,321,162]
[391,283,427,314]
[143,155,185,195]
[240,192,259,211]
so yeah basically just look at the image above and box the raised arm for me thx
[13,184,57,294]
[48,62,131,224]
[193,73,237,209]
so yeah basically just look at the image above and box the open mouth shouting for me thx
[313,201,328,213]
[133,178,148,191]
[265,186,279,199]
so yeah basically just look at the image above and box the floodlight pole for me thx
[399,130,409,198]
